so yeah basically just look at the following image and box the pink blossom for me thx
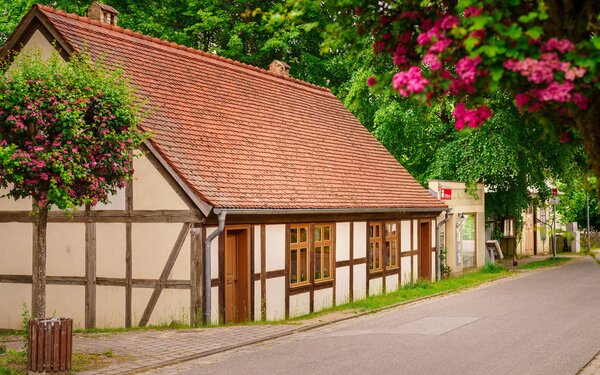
[559,132,571,143]
[456,56,482,85]
[429,38,452,54]
[542,38,575,54]
[515,93,530,110]
[440,15,460,29]
[452,102,492,129]
[367,77,377,86]
[392,67,429,96]
[534,81,574,102]
[503,58,554,84]
[463,6,482,17]
[394,44,408,66]
[573,92,589,110]
[564,66,586,81]
[423,54,442,70]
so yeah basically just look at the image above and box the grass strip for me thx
[518,257,570,270]
[290,262,511,321]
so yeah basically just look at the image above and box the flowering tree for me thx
[315,0,600,179]
[0,51,145,319]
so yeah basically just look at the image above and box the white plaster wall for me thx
[413,220,419,250]
[336,222,350,261]
[95,188,126,210]
[431,252,436,282]
[0,223,32,274]
[254,225,262,271]
[266,276,285,321]
[96,224,126,278]
[96,286,125,328]
[386,274,398,293]
[353,265,366,300]
[335,266,350,305]
[314,288,333,312]
[211,286,219,325]
[18,29,57,60]
[289,292,310,318]
[132,153,188,210]
[47,223,85,277]
[413,255,419,281]
[46,285,85,329]
[132,223,190,280]
[401,221,411,251]
[353,222,367,259]
[206,226,219,279]
[265,225,285,272]
[0,284,30,329]
[369,277,383,296]
[401,256,412,285]
[254,280,261,321]
[132,288,190,327]
[431,220,436,247]
[0,186,32,210]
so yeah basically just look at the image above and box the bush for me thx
[480,262,506,274]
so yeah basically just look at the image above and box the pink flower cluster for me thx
[456,56,482,85]
[541,38,575,54]
[452,102,492,130]
[392,67,429,96]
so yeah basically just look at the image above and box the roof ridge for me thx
[34,4,331,94]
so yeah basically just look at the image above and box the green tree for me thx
[557,176,599,231]
[0,51,145,318]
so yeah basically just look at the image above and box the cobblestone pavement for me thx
[75,324,301,375]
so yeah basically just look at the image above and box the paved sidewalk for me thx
[1,310,357,375]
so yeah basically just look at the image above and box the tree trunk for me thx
[575,97,600,194]
[31,204,48,320]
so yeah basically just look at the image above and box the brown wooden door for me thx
[225,228,250,323]
[419,222,432,281]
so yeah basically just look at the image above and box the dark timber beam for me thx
[138,223,190,327]
[84,205,97,329]
[0,210,202,223]
[190,223,203,327]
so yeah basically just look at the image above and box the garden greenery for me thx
[0,50,146,211]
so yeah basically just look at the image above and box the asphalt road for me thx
[177,257,600,375]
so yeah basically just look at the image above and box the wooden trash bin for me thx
[28,318,72,373]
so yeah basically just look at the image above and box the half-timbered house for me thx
[0,3,448,329]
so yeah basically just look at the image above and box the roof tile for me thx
[32,5,446,210]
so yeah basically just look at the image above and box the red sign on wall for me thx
[440,188,452,200]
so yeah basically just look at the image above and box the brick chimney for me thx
[87,2,119,26]
[268,60,290,78]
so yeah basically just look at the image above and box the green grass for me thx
[0,349,116,374]
[289,262,512,320]
[518,257,570,270]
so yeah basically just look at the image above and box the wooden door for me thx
[419,222,432,281]
[225,228,250,323]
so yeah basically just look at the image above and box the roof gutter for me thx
[203,209,226,325]
[217,207,449,215]
[436,209,453,281]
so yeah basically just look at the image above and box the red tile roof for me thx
[15,5,446,211]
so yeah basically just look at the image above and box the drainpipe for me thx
[203,209,226,325]
[436,209,453,281]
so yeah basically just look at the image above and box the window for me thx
[290,224,310,286]
[368,223,383,272]
[314,224,333,282]
[385,222,399,268]
[503,218,515,238]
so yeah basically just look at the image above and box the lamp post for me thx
[586,177,591,253]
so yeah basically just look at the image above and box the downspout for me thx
[436,209,453,281]
[203,209,226,325]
